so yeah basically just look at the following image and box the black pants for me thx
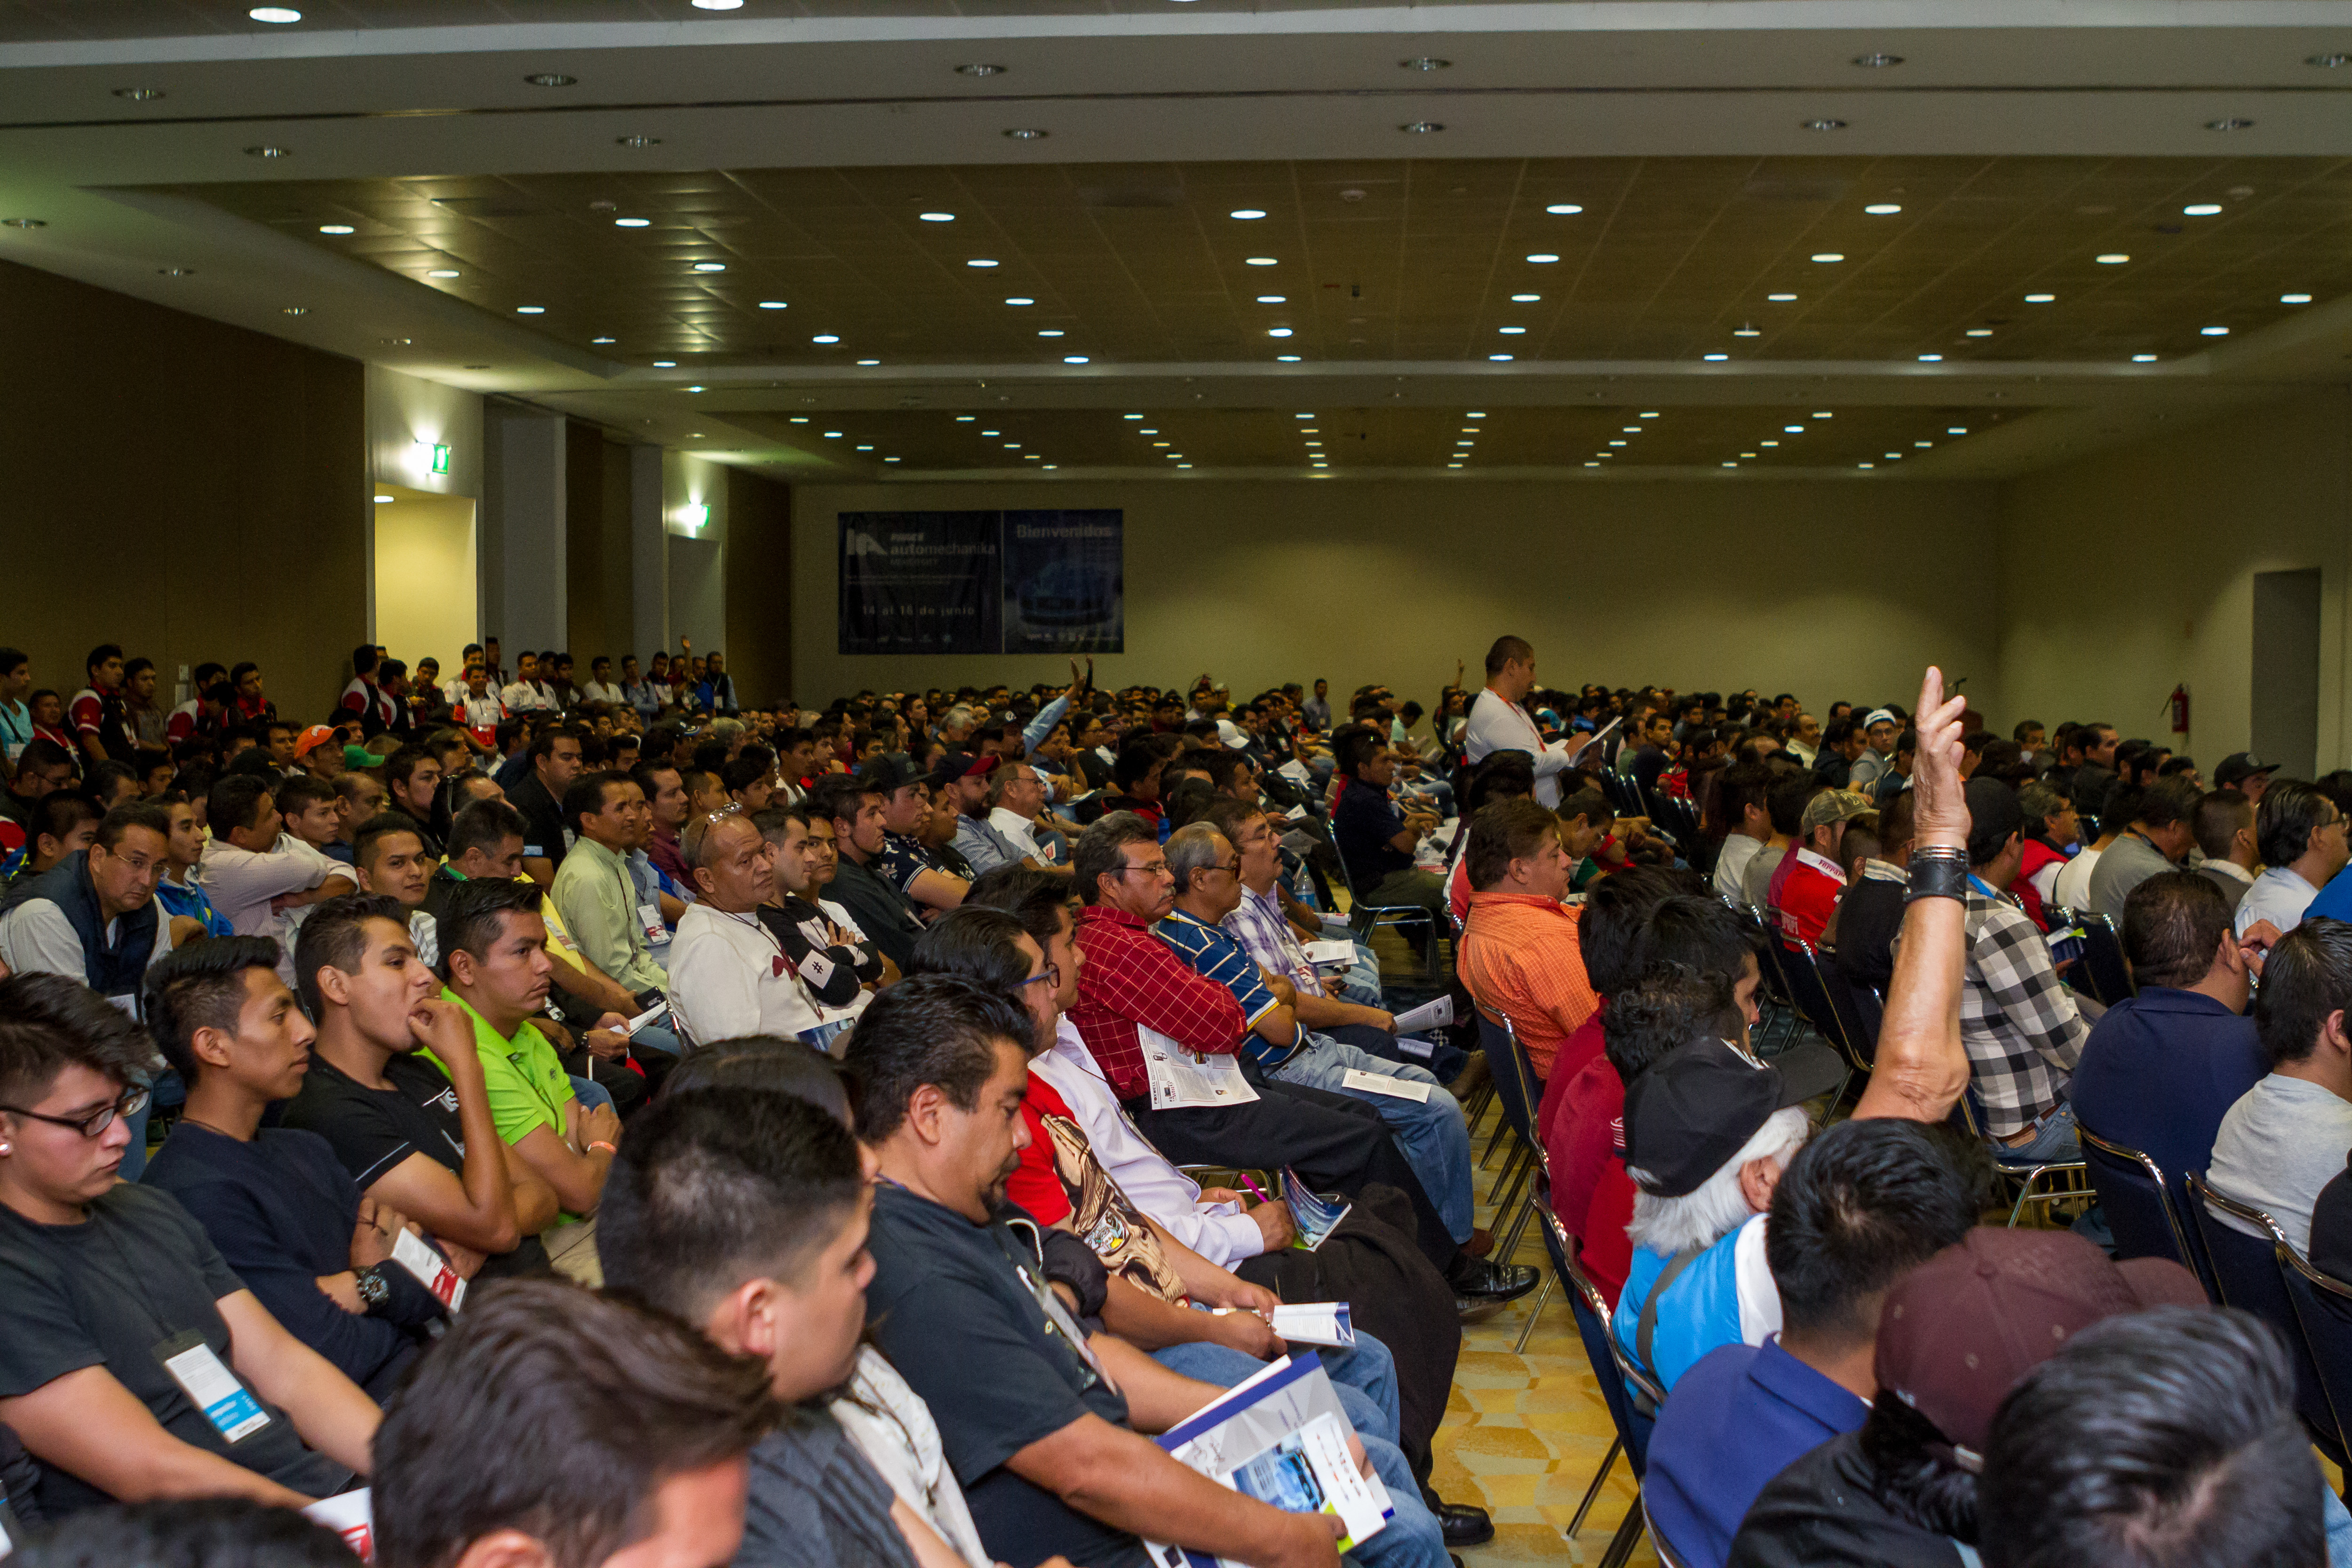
[1122,1073,1458,1274]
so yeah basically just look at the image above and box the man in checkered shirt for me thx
[1948,778,2101,1166]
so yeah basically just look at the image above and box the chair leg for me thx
[1597,1498,1647,1568]
[1480,1116,1516,1170]
[1511,1272,1555,1353]
[1565,1434,1621,1536]
[1498,1185,1538,1264]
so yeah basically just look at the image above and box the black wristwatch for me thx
[354,1265,391,1314]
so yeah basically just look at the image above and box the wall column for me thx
[631,444,669,658]
[487,410,568,655]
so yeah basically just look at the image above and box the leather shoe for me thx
[1438,1504,1494,1547]
[1449,1257,1540,1302]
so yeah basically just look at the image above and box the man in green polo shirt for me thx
[547,771,667,997]
[428,876,620,1285]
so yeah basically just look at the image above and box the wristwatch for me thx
[354,1265,391,1313]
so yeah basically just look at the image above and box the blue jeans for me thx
[1324,1023,1469,1095]
[570,1075,615,1113]
[1153,1336,1444,1568]
[1266,1036,1472,1243]
[1994,1101,2111,1249]
[632,1023,683,1058]
[1334,943,1384,1008]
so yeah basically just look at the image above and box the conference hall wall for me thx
[790,478,2006,721]
[0,255,366,724]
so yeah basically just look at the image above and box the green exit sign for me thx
[430,443,451,474]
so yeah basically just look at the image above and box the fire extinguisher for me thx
[2168,685,2190,735]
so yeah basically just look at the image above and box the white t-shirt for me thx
[833,1347,990,1568]
[1462,688,1582,809]
[2051,845,2104,912]
[0,896,174,988]
[664,902,826,1043]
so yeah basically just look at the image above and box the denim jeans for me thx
[1994,1101,2111,1249]
[1152,1337,1444,1568]
[569,1075,616,1113]
[1266,1035,1473,1243]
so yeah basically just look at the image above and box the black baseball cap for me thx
[858,755,927,795]
[1621,1037,1843,1197]
[2216,753,2275,789]
[927,749,999,791]
[1964,776,2023,853]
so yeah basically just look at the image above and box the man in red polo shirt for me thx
[1770,788,1873,949]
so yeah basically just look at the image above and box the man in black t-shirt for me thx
[0,973,377,1515]
[507,726,583,889]
[281,894,555,1278]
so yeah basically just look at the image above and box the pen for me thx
[1238,1174,1272,1204]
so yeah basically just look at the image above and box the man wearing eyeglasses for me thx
[0,972,380,1516]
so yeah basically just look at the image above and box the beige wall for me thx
[1998,389,2352,772]
[791,478,2007,719]
[372,490,479,681]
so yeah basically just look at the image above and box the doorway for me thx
[2250,567,2322,780]
[373,481,480,676]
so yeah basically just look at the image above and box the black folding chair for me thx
[1475,1010,1551,1341]
[2278,1242,2352,1472]
[1815,955,1880,1068]
[1953,1091,2090,1226]
[1331,850,1445,984]
[2186,1173,2349,1463]
[1549,1198,1658,1568]
[1774,937,1860,1094]
[2076,1124,2212,1294]
[2074,910,2136,1006]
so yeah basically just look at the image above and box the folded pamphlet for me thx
[1340,1067,1432,1104]
[1267,1302,1356,1348]
[301,1489,374,1560]
[1302,939,1357,967]
[391,1228,466,1312]
[1390,995,1454,1035]
[1280,1167,1351,1252]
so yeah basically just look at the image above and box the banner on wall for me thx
[838,509,1123,655]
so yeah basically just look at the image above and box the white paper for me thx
[391,1228,466,1313]
[1341,1067,1433,1103]
[301,1488,376,1561]
[1141,1025,1261,1111]
[1282,804,1311,823]
[1279,759,1313,785]
[624,1003,667,1036]
[1302,939,1357,966]
[1393,1036,1435,1061]
[1267,1303,1355,1348]
[1390,994,1455,1034]
[163,1341,270,1443]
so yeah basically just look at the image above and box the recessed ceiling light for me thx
[2184,202,2223,216]
[524,72,576,86]
[1526,253,1560,263]
[1732,325,1761,337]
[1947,426,1968,435]
[957,63,1006,76]
[1857,462,1875,469]
[248,6,301,20]
[691,0,745,8]
[687,384,707,392]
[823,430,843,438]
[856,359,880,366]
[1608,439,1626,447]
[616,135,660,147]
[245,145,290,158]
[1811,252,1844,263]
[1266,328,1294,338]
[2206,117,2255,131]
[1863,203,1902,215]
[1639,411,1658,418]
[1784,424,1804,433]
[919,212,955,222]
[758,300,787,310]
[1760,440,1778,447]
[1585,462,1601,468]
[1885,452,1903,460]
[1511,293,1541,302]
[1064,355,1090,363]
[811,334,840,343]
[1467,411,1485,417]
[1498,326,1526,335]
[2308,52,2350,67]
[1545,204,1583,215]
[1038,329,1064,338]
[2025,292,2056,302]
[1252,295,1287,306]
[516,305,544,314]
[1402,56,1450,70]
[281,305,307,316]
[1003,128,1049,140]
[318,223,354,234]
[1722,462,1739,468]
[1802,118,1847,131]
[983,430,1001,437]
[113,88,165,100]
[1229,208,1268,220]
[1488,354,1513,361]
[1276,354,1303,361]
[2132,352,2160,362]
[1245,257,1279,267]
[955,415,975,421]
[693,262,726,272]
[1767,292,1797,302]
[1853,52,1902,66]
[964,259,1002,270]
[1965,327,1992,336]
[424,268,462,280]
[1399,122,1444,134]
[615,217,651,227]
[2280,291,2314,304]
[1917,352,1943,361]
[1813,411,1833,418]
[592,335,616,343]
[374,494,395,503]
[1915,440,1933,448]
[856,444,874,451]
[2201,325,2230,336]
[886,456,904,463]
[2096,253,2130,263]
[1703,352,1730,361]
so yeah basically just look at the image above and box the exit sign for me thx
[430,443,451,474]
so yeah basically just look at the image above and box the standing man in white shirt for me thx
[579,656,627,709]
[1461,635,1593,810]
[501,652,556,714]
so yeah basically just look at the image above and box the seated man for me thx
[2071,872,2267,1190]
[1457,798,1601,1082]
[1825,791,1911,992]
[370,1279,777,1568]
[0,801,173,1017]
[988,758,1069,868]
[2085,775,2201,921]
[347,810,439,961]
[2206,915,2352,1254]
[2254,780,2352,935]
[428,876,621,1282]
[1956,778,2096,1164]
[1645,1118,1983,1568]
[666,807,864,1051]
[1068,812,1521,1300]
[866,755,971,914]
[195,773,354,940]
[816,774,931,973]
[943,753,1031,875]
[1330,730,1445,922]
[0,973,377,1516]
[1611,1024,1841,1391]
[599,1084,979,1568]
[845,974,1375,1568]
[754,804,883,1020]
[1709,762,1777,906]
[1158,822,1477,1256]
[1768,790,1872,950]
[2193,786,2259,916]
[548,768,668,1000]
[141,937,444,1402]
[283,893,556,1278]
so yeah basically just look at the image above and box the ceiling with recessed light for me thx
[1,0,2348,479]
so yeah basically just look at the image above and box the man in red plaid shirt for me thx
[1067,810,1527,1300]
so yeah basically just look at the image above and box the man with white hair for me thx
[1849,709,1899,795]
[1610,1014,1844,1393]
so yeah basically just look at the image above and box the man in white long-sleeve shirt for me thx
[196,773,355,939]
[1461,634,1593,810]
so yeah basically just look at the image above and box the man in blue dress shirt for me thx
[1644,1117,1982,1568]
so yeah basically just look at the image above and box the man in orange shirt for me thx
[1458,797,1602,1081]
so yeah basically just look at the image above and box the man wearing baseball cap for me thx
[293,724,346,784]
[859,754,968,913]
[1767,788,1873,949]
[2216,751,2279,804]
[1849,709,1900,795]
[1610,1025,1844,1392]
[933,750,1028,875]
[1729,1228,2205,1568]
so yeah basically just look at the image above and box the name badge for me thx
[155,1331,270,1443]
[636,901,665,945]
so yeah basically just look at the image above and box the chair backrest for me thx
[1814,955,1879,1067]
[1777,935,1857,1067]
[1477,1010,1546,1176]
[2076,911,2136,1006]
[1546,1195,1656,1475]
[1644,1495,1693,1568]
[2075,1124,2203,1283]
[2187,1172,2344,1456]
[2276,1243,2352,1466]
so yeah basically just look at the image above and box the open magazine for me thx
[1142,1356,1393,1568]
[1279,1167,1351,1252]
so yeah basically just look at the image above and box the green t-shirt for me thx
[423,991,579,1216]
